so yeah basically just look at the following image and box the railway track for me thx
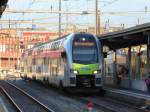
[75,96,149,112]
[14,80,148,112]
[0,86,22,112]
[3,79,149,112]
[0,81,55,112]
[6,80,116,112]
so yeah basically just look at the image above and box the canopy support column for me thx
[113,50,117,86]
[147,33,150,76]
[128,47,132,88]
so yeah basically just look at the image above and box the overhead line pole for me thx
[9,19,11,69]
[59,0,61,38]
[95,0,98,35]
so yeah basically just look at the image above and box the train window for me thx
[28,50,33,56]
[32,58,36,65]
[73,46,98,64]
[49,60,51,75]
[30,67,32,72]
[21,67,24,72]
[37,66,41,73]
[44,57,49,65]
[61,52,66,59]
[73,34,98,64]
[44,58,46,64]
[48,58,50,64]
[27,67,30,72]
[25,60,27,65]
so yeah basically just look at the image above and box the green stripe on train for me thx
[73,63,99,75]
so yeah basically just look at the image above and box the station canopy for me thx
[97,23,150,50]
[0,0,8,17]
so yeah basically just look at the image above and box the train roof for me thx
[33,34,70,48]
[23,32,96,53]
[33,32,94,48]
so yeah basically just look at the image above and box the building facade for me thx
[0,32,21,70]
[22,31,59,49]
[0,29,59,70]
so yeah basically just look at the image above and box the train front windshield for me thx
[72,34,98,64]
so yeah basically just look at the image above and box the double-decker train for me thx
[20,32,103,91]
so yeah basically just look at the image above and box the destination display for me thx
[74,42,95,46]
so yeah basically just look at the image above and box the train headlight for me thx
[93,70,101,74]
[73,70,78,74]
[94,71,98,74]
[70,69,78,75]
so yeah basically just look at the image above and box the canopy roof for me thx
[0,0,8,17]
[98,23,150,50]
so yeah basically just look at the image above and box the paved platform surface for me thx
[104,87,150,108]
[0,98,8,112]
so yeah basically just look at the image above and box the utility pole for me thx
[59,0,61,37]
[66,3,68,33]
[9,19,11,69]
[98,10,100,34]
[16,23,19,71]
[0,33,1,71]
[95,0,98,35]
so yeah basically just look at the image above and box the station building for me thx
[0,29,21,70]
[22,31,59,49]
[98,23,150,92]
[0,29,59,70]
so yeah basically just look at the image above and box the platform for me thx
[104,87,150,109]
[0,98,8,112]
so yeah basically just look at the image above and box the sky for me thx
[1,0,150,31]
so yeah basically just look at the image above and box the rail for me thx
[0,86,22,112]
[1,81,55,112]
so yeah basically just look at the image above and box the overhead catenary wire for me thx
[3,0,150,30]
[3,9,150,15]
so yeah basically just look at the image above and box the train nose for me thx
[76,75,95,87]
